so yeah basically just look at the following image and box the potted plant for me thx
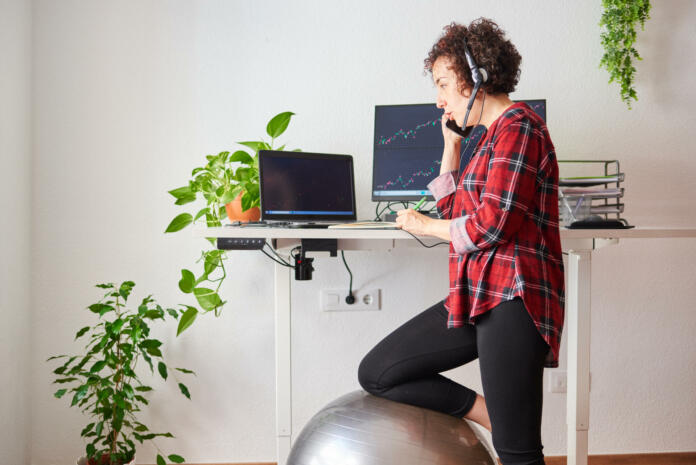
[163,111,299,336]
[599,0,651,108]
[48,281,194,465]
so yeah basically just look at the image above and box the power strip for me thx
[217,237,265,250]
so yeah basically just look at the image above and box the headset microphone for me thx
[450,37,488,138]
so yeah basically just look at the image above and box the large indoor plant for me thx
[599,0,652,108]
[48,281,194,465]
[164,111,299,336]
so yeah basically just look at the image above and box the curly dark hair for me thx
[424,18,521,95]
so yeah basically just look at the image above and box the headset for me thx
[443,35,489,179]
[444,36,488,139]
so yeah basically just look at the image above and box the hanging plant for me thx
[599,0,651,108]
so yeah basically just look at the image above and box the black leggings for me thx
[357,298,548,465]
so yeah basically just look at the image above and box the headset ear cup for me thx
[480,68,488,83]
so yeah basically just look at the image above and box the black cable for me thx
[264,241,291,266]
[399,228,449,248]
[260,248,293,267]
[457,90,486,180]
[340,250,355,304]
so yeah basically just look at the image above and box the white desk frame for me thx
[198,226,696,465]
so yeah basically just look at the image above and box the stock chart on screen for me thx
[371,100,546,201]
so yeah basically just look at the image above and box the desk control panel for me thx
[217,237,265,250]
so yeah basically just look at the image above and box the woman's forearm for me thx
[428,218,452,241]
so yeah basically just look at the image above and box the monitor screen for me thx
[258,150,357,222]
[371,100,546,201]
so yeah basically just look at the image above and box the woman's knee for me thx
[357,352,385,394]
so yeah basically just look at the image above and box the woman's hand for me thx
[441,112,462,148]
[395,209,434,236]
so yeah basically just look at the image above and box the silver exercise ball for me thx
[287,390,496,465]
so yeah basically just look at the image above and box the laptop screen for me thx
[259,150,357,222]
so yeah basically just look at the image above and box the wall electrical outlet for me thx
[321,289,381,311]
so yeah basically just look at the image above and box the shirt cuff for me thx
[427,171,457,201]
[450,215,479,254]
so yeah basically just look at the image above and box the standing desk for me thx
[198,226,696,465]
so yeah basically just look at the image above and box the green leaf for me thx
[89,360,107,373]
[75,326,90,340]
[95,283,114,289]
[177,307,198,336]
[54,377,78,384]
[229,150,254,165]
[220,187,240,205]
[157,454,166,465]
[86,443,96,457]
[178,269,195,294]
[119,281,135,300]
[140,339,162,350]
[168,186,192,199]
[178,383,191,399]
[158,361,168,381]
[175,367,196,376]
[266,111,295,139]
[135,385,153,392]
[71,385,89,406]
[94,421,103,438]
[167,308,179,319]
[193,287,223,311]
[168,454,185,463]
[146,346,163,357]
[194,207,208,222]
[110,318,125,334]
[88,303,114,316]
[80,423,95,437]
[237,141,264,153]
[165,213,193,233]
[54,388,67,398]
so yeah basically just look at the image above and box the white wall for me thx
[29,1,696,464]
[0,0,32,464]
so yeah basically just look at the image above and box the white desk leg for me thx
[275,262,292,465]
[566,251,591,465]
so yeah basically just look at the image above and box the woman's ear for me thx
[461,86,472,99]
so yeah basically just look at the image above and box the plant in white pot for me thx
[48,281,194,465]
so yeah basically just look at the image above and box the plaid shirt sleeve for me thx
[451,120,539,254]
[427,170,457,219]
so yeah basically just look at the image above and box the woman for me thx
[358,18,565,465]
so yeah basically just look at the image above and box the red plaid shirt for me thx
[427,102,565,368]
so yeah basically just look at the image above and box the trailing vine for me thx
[599,0,652,108]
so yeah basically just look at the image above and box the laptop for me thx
[258,150,397,229]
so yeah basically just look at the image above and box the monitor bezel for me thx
[258,150,357,222]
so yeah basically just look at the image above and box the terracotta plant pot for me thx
[77,454,135,465]
[225,192,260,223]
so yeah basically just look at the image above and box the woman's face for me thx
[432,56,476,128]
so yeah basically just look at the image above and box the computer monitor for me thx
[371,99,546,201]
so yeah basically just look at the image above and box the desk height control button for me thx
[217,237,265,250]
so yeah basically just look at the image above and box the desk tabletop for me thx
[195,226,696,240]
